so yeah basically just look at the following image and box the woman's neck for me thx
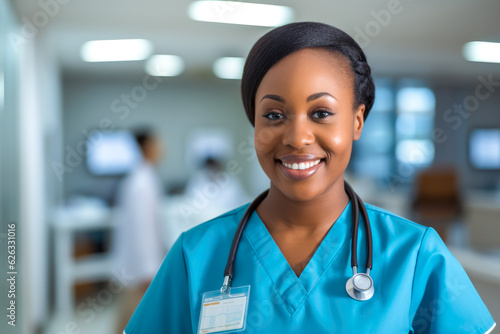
[256,179,349,233]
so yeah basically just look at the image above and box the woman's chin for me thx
[272,183,328,203]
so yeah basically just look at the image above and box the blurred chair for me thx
[411,167,462,242]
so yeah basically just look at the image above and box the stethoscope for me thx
[220,181,374,302]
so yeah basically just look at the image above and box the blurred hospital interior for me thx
[0,0,499,333]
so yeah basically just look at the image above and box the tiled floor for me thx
[44,299,121,334]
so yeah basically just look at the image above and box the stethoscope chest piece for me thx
[346,269,374,301]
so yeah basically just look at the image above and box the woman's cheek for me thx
[328,125,352,150]
[332,135,343,147]
[329,135,354,163]
[254,131,275,167]
[254,126,282,149]
[254,130,268,155]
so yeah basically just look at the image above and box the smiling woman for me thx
[252,48,366,276]
[123,22,496,334]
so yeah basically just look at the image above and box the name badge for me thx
[198,285,251,334]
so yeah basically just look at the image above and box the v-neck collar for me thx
[243,200,353,315]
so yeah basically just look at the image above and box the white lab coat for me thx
[112,162,165,286]
[184,169,250,224]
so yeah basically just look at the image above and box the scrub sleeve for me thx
[409,228,496,334]
[124,233,193,334]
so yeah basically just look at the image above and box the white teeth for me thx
[281,159,321,170]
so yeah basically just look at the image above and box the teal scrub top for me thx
[124,200,496,334]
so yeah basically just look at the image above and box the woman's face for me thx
[254,48,365,202]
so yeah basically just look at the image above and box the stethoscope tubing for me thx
[223,189,269,280]
[344,182,373,270]
[222,181,373,301]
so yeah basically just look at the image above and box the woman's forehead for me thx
[255,48,355,99]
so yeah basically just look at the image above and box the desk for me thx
[52,206,115,313]
[464,191,500,250]
[51,196,192,313]
[449,247,500,325]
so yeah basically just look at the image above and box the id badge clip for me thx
[198,275,250,334]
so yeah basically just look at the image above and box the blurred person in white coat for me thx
[112,129,166,334]
[184,156,250,223]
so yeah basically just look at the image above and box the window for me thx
[395,86,436,169]
[352,79,394,179]
[351,80,436,185]
[469,129,500,170]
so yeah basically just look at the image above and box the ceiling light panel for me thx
[188,1,294,27]
[213,57,245,79]
[463,41,500,63]
[145,55,185,77]
[81,39,153,62]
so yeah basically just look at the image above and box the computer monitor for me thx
[468,128,500,170]
[86,130,142,176]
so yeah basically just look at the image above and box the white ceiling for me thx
[10,0,500,80]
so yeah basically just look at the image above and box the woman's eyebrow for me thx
[259,94,285,104]
[307,92,336,102]
[259,92,336,104]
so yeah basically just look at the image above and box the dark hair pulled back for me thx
[241,21,375,126]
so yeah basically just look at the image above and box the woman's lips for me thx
[277,158,324,180]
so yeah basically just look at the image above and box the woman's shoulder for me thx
[365,202,428,232]
[363,202,437,250]
[363,203,465,272]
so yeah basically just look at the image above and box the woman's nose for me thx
[281,117,315,149]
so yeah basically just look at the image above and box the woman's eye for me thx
[311,110,333,119]
[263,112,285,120]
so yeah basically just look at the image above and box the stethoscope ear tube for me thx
[344,182,373,271]
[354,191,373,270]
[344,182,360,269]
[222,189,269,292]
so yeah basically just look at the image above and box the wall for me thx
[433,76,500,190]
[0,15,65,333]
[17,33,63,334]
[0,0,23,333]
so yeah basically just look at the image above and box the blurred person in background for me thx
[184,155,250,223]
[112,128,166,334]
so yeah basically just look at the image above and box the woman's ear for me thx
[353,104,365,141]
